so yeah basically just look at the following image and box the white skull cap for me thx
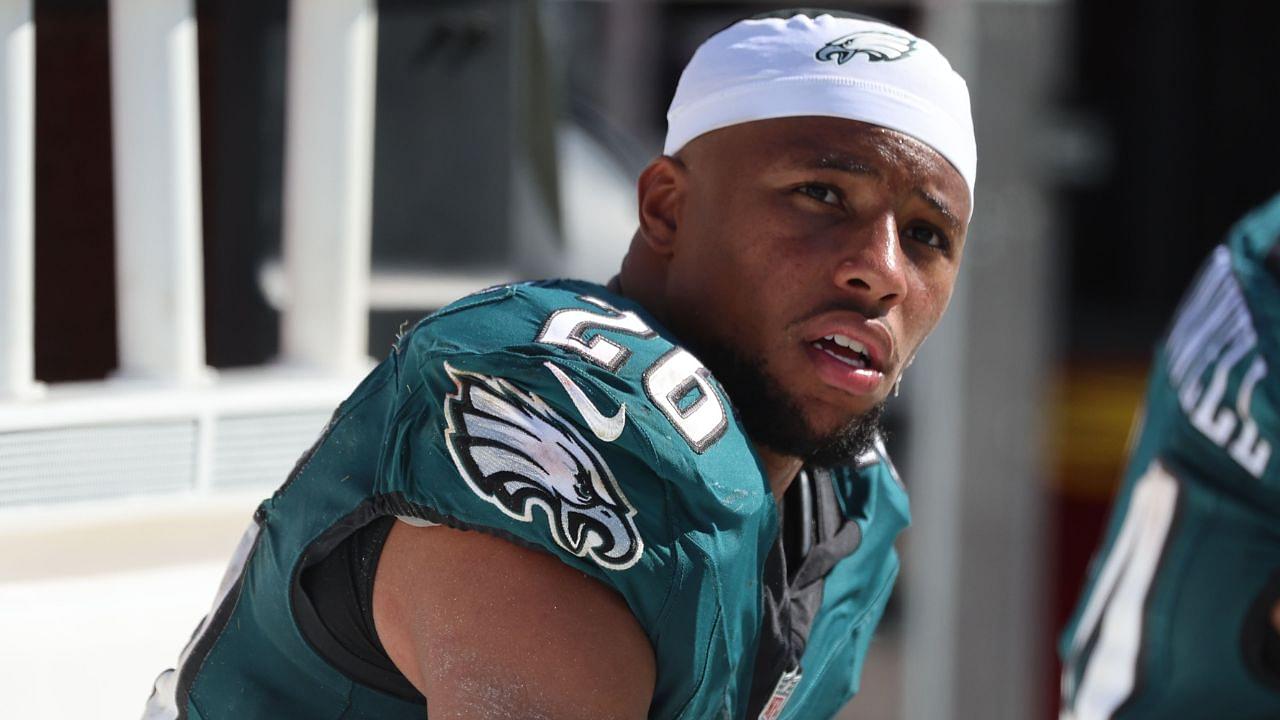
[664,10,976,209]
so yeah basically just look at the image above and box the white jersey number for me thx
[536,296,728,453]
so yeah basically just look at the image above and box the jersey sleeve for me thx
[374,287,777,720]
[397,354,663,564]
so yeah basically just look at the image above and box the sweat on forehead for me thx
[664,9,976,215]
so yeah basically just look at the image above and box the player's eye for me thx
[904,223,950,252]
[572,475,594,503]
[796,183,841,207]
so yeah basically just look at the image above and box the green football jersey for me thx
[145,280,909,720]
[1060,195,1280,719]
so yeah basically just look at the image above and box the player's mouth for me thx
[804,331,888,396]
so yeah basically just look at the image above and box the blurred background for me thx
[2,0,1280,717]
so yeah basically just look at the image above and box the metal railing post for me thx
[279,0,377,372]
[0,0,36,400]
[108,0,208,383]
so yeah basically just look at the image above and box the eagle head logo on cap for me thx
[816,30,917,64]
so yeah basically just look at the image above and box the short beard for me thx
[686,333,885,468]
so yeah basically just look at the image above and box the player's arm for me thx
[372,520,656,720]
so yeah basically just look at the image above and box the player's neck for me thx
[612,239,675,328]
[610,266,803,503]
[755,446,804,503]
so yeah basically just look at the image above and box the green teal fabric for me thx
[770,461,906,719]
[1059,195,1280,719]
[170,280,909,719]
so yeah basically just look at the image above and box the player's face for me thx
[662,116,970,456]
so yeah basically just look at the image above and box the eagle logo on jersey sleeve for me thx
[816,30,917,64]
[442,363,644,570]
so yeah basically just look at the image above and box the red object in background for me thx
[1045,361,1149,718]
[1048,487,1115,717]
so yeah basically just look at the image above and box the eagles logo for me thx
[442,363,643,571]
[816,30,917,65]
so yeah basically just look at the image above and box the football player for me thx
[1059,194,1280,719]
[145,9,975,720]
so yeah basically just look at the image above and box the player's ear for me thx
[636,156,686,256]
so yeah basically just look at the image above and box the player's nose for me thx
[832,213,909,313]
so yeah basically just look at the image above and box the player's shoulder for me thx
[391,278,773,534]
[1152,197,1280,492]
[1227,190,1280,274]
[395,280,622,357]
[1225,193,1280,345]
[396,280,687,379]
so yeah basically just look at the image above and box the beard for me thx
[683,331,885,468]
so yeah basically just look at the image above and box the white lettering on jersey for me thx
[643,348,729,454]
[1165,246,1272,478]
[536,296,656,372]
[535,296,729,454]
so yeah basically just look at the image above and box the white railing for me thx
[0,0,642,513]
[0,0,379,510]
[280,0,377,373]
[0,0,36,402]
[109,0,209,383]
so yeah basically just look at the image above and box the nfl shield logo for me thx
[759,667,803,720]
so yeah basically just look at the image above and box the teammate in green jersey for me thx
[1060,194,1280,719]
[145,9,976,720]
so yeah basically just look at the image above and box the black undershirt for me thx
[298,514,423,701]
[744,469,863,717]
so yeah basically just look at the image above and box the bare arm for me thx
[373,520,656,720]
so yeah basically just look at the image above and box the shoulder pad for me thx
[382,345,777,718]
[386,282,774,573]
[1229,190,1280,274]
